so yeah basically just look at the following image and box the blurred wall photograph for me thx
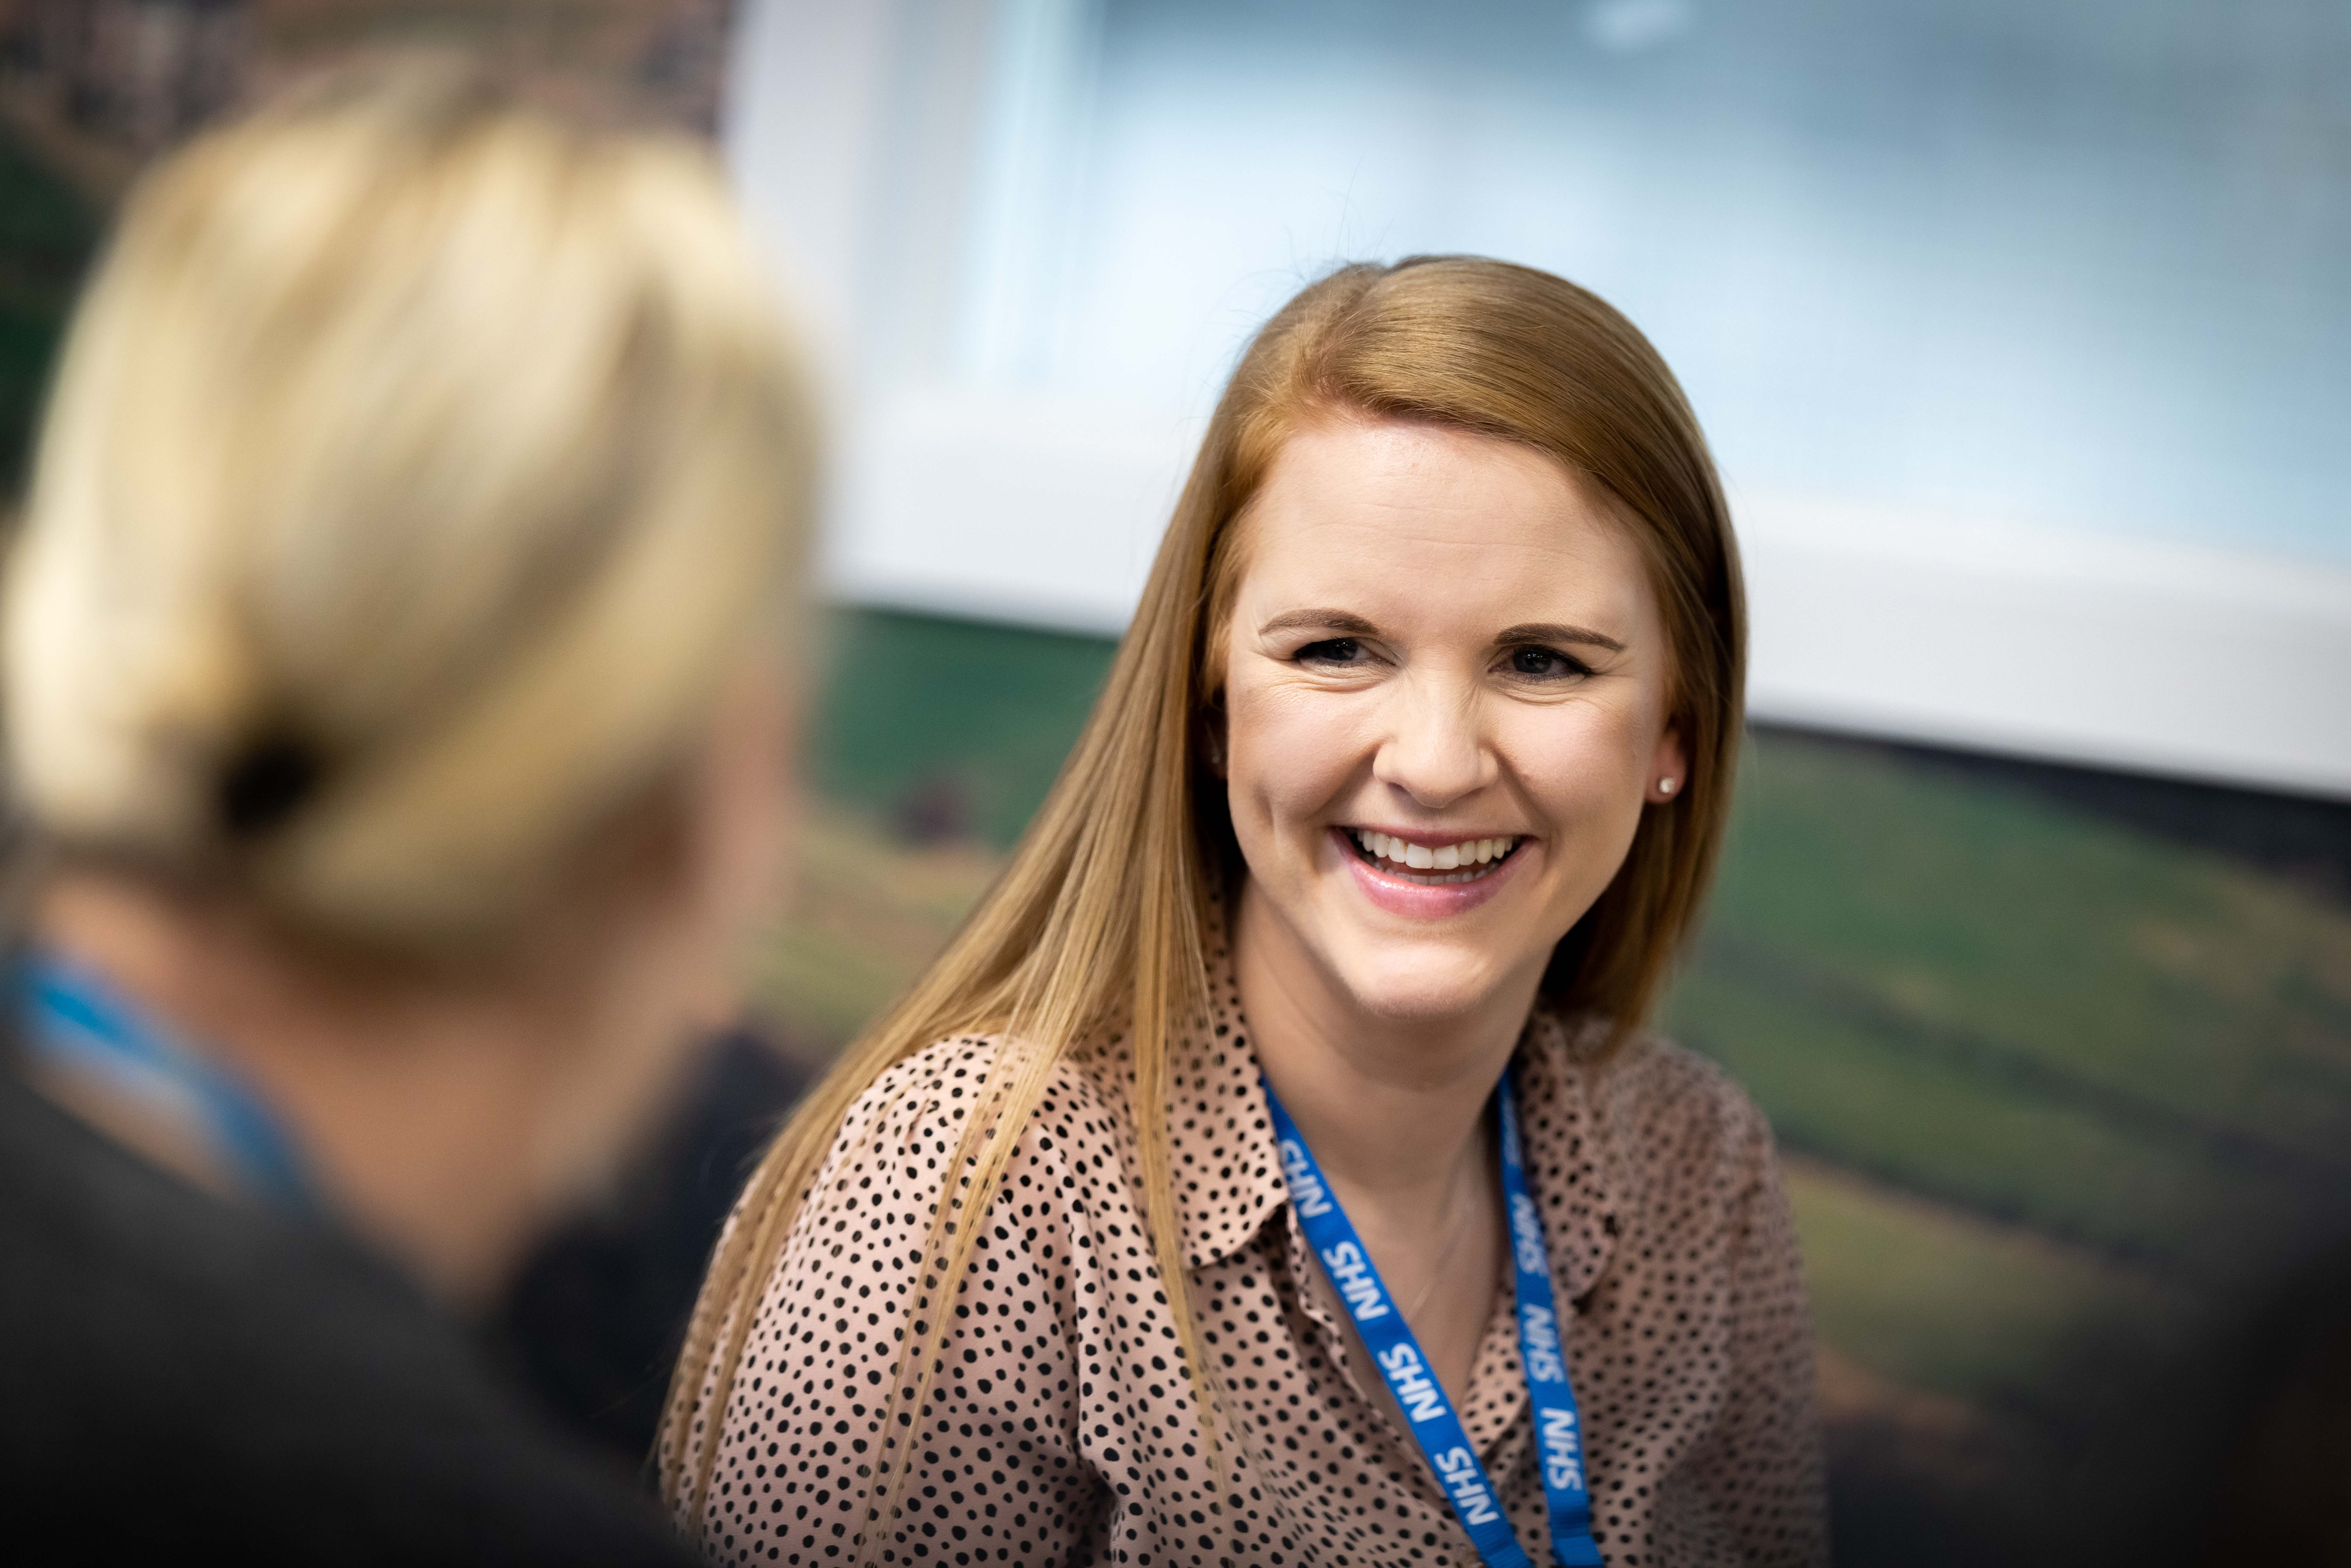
[4,2,2349,1564]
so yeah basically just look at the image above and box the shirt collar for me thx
[1165,941,1292,1271]
[1504,1007,1619,1304]
[1164,942,1620,1298]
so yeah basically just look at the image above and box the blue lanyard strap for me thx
[1265,1069,1603,1568]
[20,951,316,1211]
[1496,1073,1600,1563]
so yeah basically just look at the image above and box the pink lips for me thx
[1330,826,1526,919]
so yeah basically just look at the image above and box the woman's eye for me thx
[1504,645,1590,680]
[1296,638,1363,666]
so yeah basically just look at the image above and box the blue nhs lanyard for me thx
[20,950,316,1211]
[1265,1071,1603,1568]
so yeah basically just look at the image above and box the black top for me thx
[0,1065,703,1566]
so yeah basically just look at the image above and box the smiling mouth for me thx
[1345,828,1524,886]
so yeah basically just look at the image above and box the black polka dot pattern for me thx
[683,956,1828,1565]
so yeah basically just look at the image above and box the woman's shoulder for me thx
[763,1032,1136,1324]
[1527,1006,1780,1179]
[830,1029,1131,1168]
[0,1076,699,1562]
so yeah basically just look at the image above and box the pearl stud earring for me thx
[1657,777,1678,796]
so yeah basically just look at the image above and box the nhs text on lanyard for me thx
[1264,1072,1603,1568]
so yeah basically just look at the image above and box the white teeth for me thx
[1351,829,1521,878]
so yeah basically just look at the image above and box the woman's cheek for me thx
[1507,701,1650,823]
[1230,680,1364,823]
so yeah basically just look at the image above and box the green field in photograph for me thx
[1669,736,2351,1278]
[1784,1156,2174,1405]
[809,606,1118,849]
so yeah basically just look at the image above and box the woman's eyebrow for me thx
[1495,621,1627,653]
[1257,608,1382,637]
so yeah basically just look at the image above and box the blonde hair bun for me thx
[5,56,817,948]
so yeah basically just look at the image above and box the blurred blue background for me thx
[964,0,2349,568]
[736,0,2351,796]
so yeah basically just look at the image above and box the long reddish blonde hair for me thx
[659,257,1746,1545]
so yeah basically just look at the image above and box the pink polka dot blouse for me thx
[681,959,1828,1566]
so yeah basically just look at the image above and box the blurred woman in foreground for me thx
[668,258,1825,1566]
[0,62,813,1560]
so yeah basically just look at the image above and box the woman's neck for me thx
[1233,880,1538,1202]
[1234,879,1528,1403]
[31,871,569,1307]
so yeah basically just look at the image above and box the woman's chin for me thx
[1323,945,1524,1027]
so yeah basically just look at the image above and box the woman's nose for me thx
[1371,676,1496,809]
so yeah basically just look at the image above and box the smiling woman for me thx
[666,258,1823,1567]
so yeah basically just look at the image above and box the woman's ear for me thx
[1645,722,1689,804]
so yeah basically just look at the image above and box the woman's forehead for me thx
[1235,419,1655,627]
